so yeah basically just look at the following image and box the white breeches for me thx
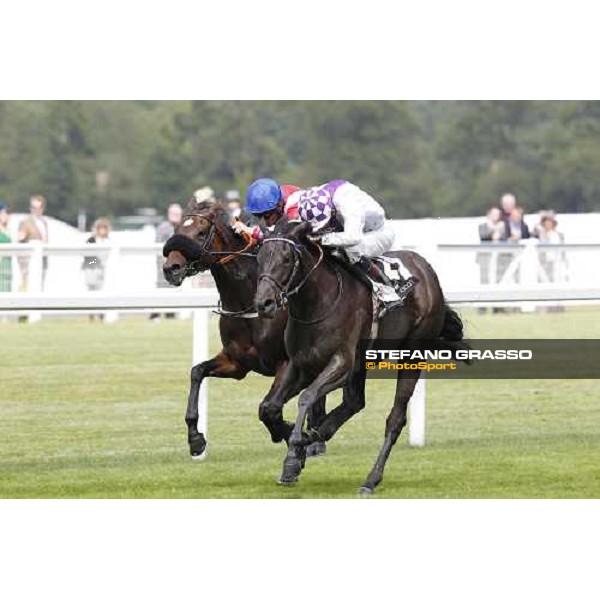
[344,221,396,263]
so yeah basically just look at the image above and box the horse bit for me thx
[182,212,257,271]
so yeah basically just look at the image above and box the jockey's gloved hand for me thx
[307,233,325,243]
[232,221,253,236]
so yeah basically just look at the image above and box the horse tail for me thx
[437,302,472,363]
[441,303,464,341]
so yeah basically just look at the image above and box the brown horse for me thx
[162,199,327,458]
[255,219,468,493]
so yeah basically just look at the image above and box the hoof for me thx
[277,475,298,486]
[358,486,374,497]
[306,441,327,458]
[189,432,207,458]
[280,454,303,484]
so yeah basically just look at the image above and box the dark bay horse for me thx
[255,219,468,493]
[162,199,327,458]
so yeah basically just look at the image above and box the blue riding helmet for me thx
[246,178,282,214]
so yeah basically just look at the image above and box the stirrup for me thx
[377,299,405,319]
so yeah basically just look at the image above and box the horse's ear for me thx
[210,201,225,219]
[289,220,312,241]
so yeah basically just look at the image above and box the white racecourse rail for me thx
[2,285,600,449]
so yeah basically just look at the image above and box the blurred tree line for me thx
[1,100,600,224]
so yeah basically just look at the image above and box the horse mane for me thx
[271,216,291,235]
[183,198,232,230]
[271,217,311,240]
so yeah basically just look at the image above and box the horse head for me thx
[255,220,315,318]
[162,197,240,286]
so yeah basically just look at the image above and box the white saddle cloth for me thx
[376,255,412,281]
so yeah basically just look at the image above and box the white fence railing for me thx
[1,240,600,320]
[2,240,599,296]
[0,242,167,295]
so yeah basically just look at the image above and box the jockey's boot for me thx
[356,256,392,287]
[346,258,376,289]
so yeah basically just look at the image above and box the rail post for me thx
[520,239,538,312]
[193,308,209,455]
[408,375,426,447]
[103,245,120,323]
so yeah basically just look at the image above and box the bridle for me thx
[181,212,257,275]
[259,236,343,324]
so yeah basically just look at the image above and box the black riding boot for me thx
[356,256,394,287]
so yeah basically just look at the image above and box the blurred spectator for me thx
[531,209,556,239]
[500,193,517,221]
[224,189,254,224]
[156,203,183,248]
[507,206,530,241]
[82,218,111,292]
[477,207,507,287]
[155,203,183,287]
[496,205,531,292]
[479,207,506,243]
[538,213,567,293]
[17,194,50,291]
[0,201,12,292]
[499,192,530,239]
[152,202,182,321]
[82,219,111,321]
[538,213,563,244]
[192,187,216,204]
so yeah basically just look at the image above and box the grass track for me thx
[1,308,599,498]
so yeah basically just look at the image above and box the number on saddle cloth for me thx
[372,256,417,306]
[375,256,412,282]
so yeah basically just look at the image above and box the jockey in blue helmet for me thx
[233,178,300,240]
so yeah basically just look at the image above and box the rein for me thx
[260,236,344,325]
[182,213,257,266]
[213,300,258,319]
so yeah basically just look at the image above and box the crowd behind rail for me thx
[477,192,568,287]
[0,187,581,319]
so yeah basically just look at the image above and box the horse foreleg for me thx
[305,395,327,457]
[280,353,351,484]
[360,370,421,494]
[185,350,248,458]
[258,362,307,445]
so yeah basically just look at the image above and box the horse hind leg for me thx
[360,369,421,495]
[186,350,248,458]
[308,367,367,444]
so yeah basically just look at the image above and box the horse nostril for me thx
[258,298,276,317]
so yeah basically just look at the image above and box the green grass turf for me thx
[1,307,599,498]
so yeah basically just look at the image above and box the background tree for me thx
[1,100,600,225]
